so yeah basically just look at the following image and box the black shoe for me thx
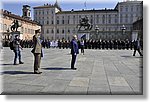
[34,71,42,74]
[71,68,77,70]
[19,62,24,64]
[133,55,135,56]
[13,63,19,65]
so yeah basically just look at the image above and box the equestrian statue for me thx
[76,16,93,31]
[11,20,22,32]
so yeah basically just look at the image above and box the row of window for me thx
[44,27,130,34]
[44,29,74,34]
[120,5,142,12]
[21,27,35,34]
[36,14,118,20]
[37,18,134,25]
[35,13,140,25]
[35,10,54,15]
[36,13,139,20]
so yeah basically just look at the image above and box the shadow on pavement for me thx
[42,67,72,70]
[121,55,143,58]
[0,64,13,66]
[1,71,34,75]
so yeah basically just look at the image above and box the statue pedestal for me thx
[10,31,23,40]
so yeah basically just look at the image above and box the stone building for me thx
[133,18,143,39]
[33,0,143,40]
[0,5,41,41]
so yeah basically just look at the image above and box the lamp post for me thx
[95,25,99,40]
[6,28,10,40]
[121,25,126,40]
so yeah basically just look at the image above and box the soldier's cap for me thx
[73,35,77,38]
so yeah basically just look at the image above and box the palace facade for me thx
[34,0,143,40]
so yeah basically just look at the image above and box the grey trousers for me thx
[34,53,41,72]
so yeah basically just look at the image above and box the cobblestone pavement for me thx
[0,48,143,95]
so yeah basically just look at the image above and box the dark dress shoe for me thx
[71,68,77,70]
[19,62,24,64]
[34,71,42,74]
[13,63,19,65]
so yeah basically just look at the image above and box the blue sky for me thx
[1,0,121,19]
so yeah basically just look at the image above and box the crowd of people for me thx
[1,31,143,74]
[2,38,143,50]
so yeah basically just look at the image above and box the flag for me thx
[81,34,86,39]
[84,1,87,9]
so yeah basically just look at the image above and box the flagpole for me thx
[84,0,87,10]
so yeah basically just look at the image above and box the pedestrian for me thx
[58,39,61,49]
[13,35,24,65]
[102,40,105,49]
[87,40,90,49]
[70,35,79,70]
[133,38,143,56]
[80,38,85,55]
[125,39,130,50]
[31,29,43,74]
[62,40,65,49]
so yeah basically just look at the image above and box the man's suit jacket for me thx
[133,40,141,50]
[31,35,42,54]
[71,39,79,55]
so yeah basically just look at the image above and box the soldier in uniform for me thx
[87,40,90,49]
[130,40,133,50]
[109,40,113,50]
[80,38,85,55]
[97,40,100,49]
[105,40,109,50]
[125,39,130,50]
[58,39,61,49]
[91,39,94,49]
[118,39,121,50]
[102,40,105,49]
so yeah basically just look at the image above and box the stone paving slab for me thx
[64,86,88,95]
[0,48,143,95]
[69,77,90,87]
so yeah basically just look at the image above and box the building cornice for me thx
[56,9,118,14]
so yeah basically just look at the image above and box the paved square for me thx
[0,48,143,95]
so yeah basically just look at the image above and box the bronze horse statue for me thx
[76,16,93,31]
[11,20,22,32]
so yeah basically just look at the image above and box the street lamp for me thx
[95,25,99,40]
[5,28,10,40]
[121,25,126,40]
[121,25,126,35]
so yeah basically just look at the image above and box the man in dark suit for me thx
[31,29,43,74]
[13,35,24,65]
[70,35,79,70]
